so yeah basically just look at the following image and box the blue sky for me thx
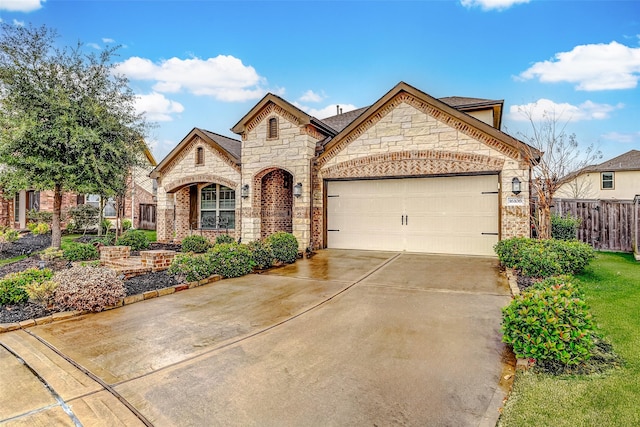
[1,0,639,164]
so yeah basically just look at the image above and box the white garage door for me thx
[326,175,499,256]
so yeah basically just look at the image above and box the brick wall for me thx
[260,169,293,238]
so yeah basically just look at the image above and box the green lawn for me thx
[498,252,640,426]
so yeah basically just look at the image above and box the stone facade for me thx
[315,94,531,248]
[152,82,534,253]
[153,131,241,242]
[239,106,321,248]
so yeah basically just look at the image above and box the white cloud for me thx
[13,19,25,27]
[508,99,623,122]
[87,43,101,50]
[115,55,269,102]
[460,0,529,11]
[293,102,359,119]
[102,38,115,44]
[298,90,325,103]
[0,0,44,12]
[519,41,640,91]
[135,92,184,122]
[601,131,640,144]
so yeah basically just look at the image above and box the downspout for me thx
[308,156,314,256]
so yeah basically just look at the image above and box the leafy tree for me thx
[0,23,148,248]
[515,106,601,239]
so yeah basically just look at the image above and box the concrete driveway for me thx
[0,250,512,426]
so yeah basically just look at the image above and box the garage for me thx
[326,174,499,256]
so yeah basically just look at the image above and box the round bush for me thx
[502,277,594,365]
[63,242,99,261]
[53,266,125,312]
[181,235,212,253]
[168,252,213,282]
[248,239,274,270]
[265,232,298,264]
[207,242,255,278]
[215,234,235,245]
[116,229,150,251]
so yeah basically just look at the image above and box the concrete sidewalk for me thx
[0,250,512,426]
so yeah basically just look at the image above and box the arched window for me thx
[195,146,204,165]
[200,184,235,229]
[267,117,278,139]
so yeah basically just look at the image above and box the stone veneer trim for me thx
[163,173,238,193]
[318,91,523,167]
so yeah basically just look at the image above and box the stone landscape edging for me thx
[0,274,222,334]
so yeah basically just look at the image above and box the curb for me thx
[0,274,222,334]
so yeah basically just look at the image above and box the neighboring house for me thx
[151,81,538,256]
[557,150,640,200]
[0,148,158,230]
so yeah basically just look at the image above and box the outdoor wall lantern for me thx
[293,182,303,198]
[241,184,250,198]
[512,177,522,195]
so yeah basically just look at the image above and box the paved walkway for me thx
[0,250,512,426]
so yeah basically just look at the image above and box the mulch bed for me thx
[0,235,184,325]
[0,233,51,260]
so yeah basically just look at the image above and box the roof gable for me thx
[150,128,241,179]
[318,81,538,166]
[231,93,336,137]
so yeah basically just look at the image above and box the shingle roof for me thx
[439,96,502,108]
[590,149,640,171]
[320,107,369,133]
[199,128,242,160]
[318,97,501,134]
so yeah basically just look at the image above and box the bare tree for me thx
[516,106,601,239]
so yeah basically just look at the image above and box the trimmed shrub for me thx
[29,222,50,235]
[0,268,54,305]
[248,239,274,270]
[215,234,235,245]
[25,280,58,305]
[63,242,99,261]
[40,247,64,261]
[502,277,594,365]
[116,229,150,251]
[168,253,213,282]
[53,266,125,312]
[207,242,255,278]
[495,237,594,278]
[181,235,212,253]
[551,213,581,241]
[517,239,594,278]
[265,232,299,264]
[121,219,132,231]
[494,237,534,269]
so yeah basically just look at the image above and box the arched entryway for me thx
[260,168,293,238]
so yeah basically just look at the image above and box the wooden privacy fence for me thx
[552,198,639,252]
[139,204,156,230]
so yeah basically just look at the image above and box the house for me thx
[556,150,640,200]
[150,81,538,256]
[0,148,158,230]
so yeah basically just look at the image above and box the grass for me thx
[498,252,640,426]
